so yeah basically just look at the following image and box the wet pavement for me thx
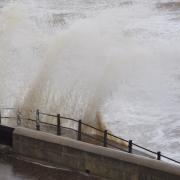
[0,154,105,180]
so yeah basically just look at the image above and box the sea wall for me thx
[13,127,180,180]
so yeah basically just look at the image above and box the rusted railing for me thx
[0,108,179,165]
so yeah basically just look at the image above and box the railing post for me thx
[36,109,40,130]
[104,130,108,147]
[17,111,21,126]
[0,111,1,125]
[77,120,82,141]
[157,151,161,160]
[57,114,61,136]
[128,140,133,153]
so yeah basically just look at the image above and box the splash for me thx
[1,0,180,160]
[0,1,117,127]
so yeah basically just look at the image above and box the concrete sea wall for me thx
[13,127,180,180]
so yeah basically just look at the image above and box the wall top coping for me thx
[14,127,180,176]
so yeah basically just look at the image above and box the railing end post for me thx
[17,111,21,126]
[78,120,82,141]
[36,124,40,131]
[128,140,133,153]
[36,109,40,131]
[57,114,61,136]
[0,111,1,125]
[104,130,108,147]
[157,151,161,160]
[36,109,40,115]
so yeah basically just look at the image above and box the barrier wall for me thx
[0,125,14,146]
[13,127,180,180]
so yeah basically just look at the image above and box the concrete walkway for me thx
[0,154,105,180]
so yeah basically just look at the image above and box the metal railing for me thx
[0,108,179,165]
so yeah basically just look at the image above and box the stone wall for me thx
[13,127,180,180]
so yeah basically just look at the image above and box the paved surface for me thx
[0,145,105,180]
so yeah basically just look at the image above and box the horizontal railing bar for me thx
[107,132,128,142]
[60,116,79,122]
[40,121,57,127]
[81,122,104,133]
[21,118,36,122]
[59,126,105,144]
[1,116,16,119]
[81,132,105,143]
[0,108,16,110]
[132,143,157,154]
[39,112,57,117]
[27,119,36,122]
[107,142,128,152]
[1,107,180,166]
[39,112,79,122]
[61,126,100,140]
[61,125,78,133]
[161,155,180,164]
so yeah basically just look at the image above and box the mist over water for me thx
[0,0,180,160]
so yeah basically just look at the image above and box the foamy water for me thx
[0,0,180,160]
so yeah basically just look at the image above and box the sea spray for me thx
[0,0,180,160]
